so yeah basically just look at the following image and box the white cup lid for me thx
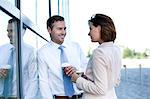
[61,63,70,67]
[0,65,11,69]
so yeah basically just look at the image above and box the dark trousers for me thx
[54,94,82,99]
[0,96,18,99]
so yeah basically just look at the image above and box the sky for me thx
[69,0,150,54]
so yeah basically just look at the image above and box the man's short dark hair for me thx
[8,18,16,24]
[8,18,26,30]
[47,15,64,29]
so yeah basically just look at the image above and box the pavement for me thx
[115,68,150,99]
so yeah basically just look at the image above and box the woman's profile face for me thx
[88,22,102,43]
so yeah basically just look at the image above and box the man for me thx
[38,15,87,99]
[0,19,38,99]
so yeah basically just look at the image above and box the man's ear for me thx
[47,27,52,33]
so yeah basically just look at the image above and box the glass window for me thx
[22,27,48,99]
[21,0,50,42]
[0,10,11,46]
[0,10,18,98]
[23,28,48,49]
[7,0,15,6]
[21,0,37,24]
[51,0,59,15]
[21,28,39,98]
[36,0,49,41]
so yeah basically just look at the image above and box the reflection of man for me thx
[0,19,16,98]
[0,19,38,99]
[0,42,13,98]
[0,19,16,79]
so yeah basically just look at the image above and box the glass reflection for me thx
[21,28,39,98]
[7,0,15,6]
[21,0,37,24]
[0,17,17,98]
[23,27,48,99]
[23,28,48,49]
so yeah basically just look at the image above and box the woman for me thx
[65,13,122,99]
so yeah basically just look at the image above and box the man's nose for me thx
[62,29,66,34]
[7,32,12,38]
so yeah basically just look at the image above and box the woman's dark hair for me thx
[47,15,64,29]
[89,14,116,42]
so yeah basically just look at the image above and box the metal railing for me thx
[121,64,150,86]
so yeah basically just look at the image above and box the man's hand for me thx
[0,69,8,78]
[64,66,79,82]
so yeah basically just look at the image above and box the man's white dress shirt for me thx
[0,43,38,99]
[38,41,88,99]
[0,44,13,96]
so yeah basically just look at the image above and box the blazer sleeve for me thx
[76,49,108,95]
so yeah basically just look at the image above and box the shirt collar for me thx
[5,43,15,50]
[50,40,67,49]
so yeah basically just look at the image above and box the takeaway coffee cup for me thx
[61,63,71,75]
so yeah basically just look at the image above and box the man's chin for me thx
[60,41,64,44]
[10,41,15,45]
[57,40,64,44]
[60,39,64,42]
